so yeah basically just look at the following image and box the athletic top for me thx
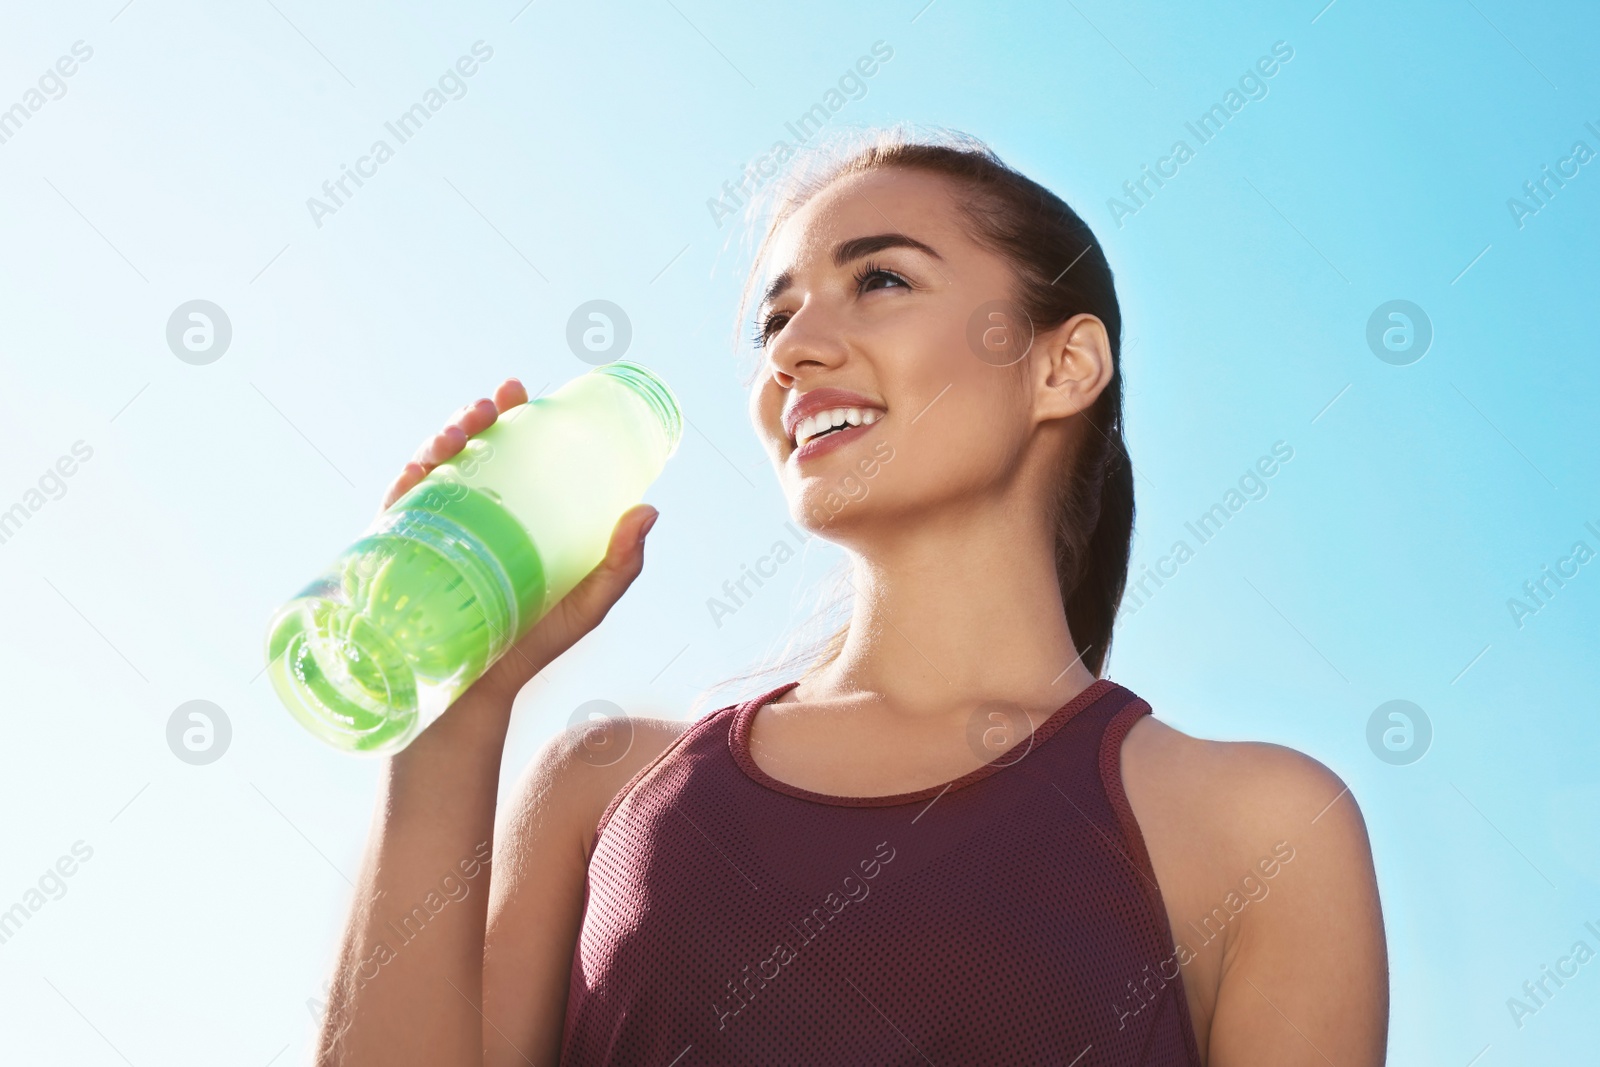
[557,678,1204,1066]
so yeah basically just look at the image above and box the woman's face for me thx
[748,166,1090,542]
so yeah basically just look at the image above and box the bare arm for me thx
[1206,750,1389,1066]
[480,716,689,1065]
[313,379,661,1066]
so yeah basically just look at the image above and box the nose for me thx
[764,297,848,390]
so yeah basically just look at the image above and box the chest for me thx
[565,725,1203,1065]
[745,698,1046,798]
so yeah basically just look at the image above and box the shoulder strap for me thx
[1095,690,1168,922]
[589,702,729,851]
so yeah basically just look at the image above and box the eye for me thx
[752,262,911,349]
[752,310,789,349]
[853,260,909,292]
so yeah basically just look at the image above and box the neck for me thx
[807,496,1099,718]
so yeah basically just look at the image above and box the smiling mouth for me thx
[786,410,887,466]
[799,421,852,446]
[790,407,885,449]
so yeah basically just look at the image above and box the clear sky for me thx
[1,0,1596,1062]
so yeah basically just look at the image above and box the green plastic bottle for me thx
[264,361,681,755]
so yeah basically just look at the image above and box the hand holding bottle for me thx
[265,362,680,754]
[380,377,660,709]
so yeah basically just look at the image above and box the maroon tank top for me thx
[558,678,1203,1066]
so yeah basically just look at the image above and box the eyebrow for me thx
[759,233,943,311]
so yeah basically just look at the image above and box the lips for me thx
[790,415,882,464]
[781,387,887,444]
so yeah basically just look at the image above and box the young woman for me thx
[315,131,1388,1066]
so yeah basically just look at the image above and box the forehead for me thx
[763,167,969,276]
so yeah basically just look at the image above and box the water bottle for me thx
[264,361,681,755]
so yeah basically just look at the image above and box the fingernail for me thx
[638,511,659,543]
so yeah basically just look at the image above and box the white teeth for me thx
[793,406,884,447]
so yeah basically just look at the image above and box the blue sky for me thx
[1,0,1596,1062]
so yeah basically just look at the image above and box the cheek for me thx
[872,296,969,373]
[750,387,783,450]
[781,392,1025,526]
[925,359,1035,474]
[903,401,1025,489]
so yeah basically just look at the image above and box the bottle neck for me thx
[595,361,682,457]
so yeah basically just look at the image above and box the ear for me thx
[1031,313,1114,424]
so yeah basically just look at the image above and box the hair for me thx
[692,125,1134,715]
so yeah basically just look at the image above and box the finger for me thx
[617,505,656,559]
[457,397,498,436]
[494,377,529,412]
[555,506,658,618]
[509,505,658,667]
[380,461,427,511]
[414,424,468,470]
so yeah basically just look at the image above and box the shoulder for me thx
[502,697,758,863]
[1121,712,1365,855]
[503,715,696,861]
[1118,710,1387,1059]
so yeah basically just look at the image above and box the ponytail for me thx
[1056,388,1135,677]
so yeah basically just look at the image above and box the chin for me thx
[784,435,899,534]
